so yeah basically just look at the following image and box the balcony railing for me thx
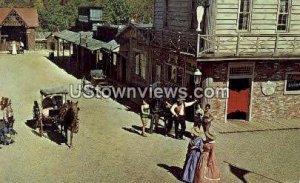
[197,33,300,58]
[134,27,300,59]
[134,28,197,55]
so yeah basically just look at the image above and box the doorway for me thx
[121,57,127,83]
[227,78,251,120]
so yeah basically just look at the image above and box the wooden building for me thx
[35,32,57,50]
[0,8,38,51]
[122,0,300,122]
[76,7,105,32]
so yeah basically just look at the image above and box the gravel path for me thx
[0,52,299,183]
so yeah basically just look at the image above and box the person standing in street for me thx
[163,99,173,136]
[150,98,163,134]
[182,127,204,183]
[203,104,214,132]
[140,100,150,137]
[194,130,220,183]
[194,103,204,130]
[170,98,197,139]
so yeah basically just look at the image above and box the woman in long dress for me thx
[182,127,204,183]
[194,130,220,183]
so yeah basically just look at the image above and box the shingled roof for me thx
[0,8,39,27]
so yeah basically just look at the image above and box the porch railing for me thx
[197,33,300,58]
[134,27,300,58]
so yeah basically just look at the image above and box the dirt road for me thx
[0,52,299,183]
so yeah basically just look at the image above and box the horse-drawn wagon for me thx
[82,69,112,89]
[33,87,79,147]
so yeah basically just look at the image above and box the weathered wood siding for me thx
[203,0,300,56]
[154,0,193,31]
[216,0,300,34]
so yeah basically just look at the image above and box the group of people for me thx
[140,97,214,139]
[140,97,220,182]
[0,97,17,148]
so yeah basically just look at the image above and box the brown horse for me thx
[59,100,79,148]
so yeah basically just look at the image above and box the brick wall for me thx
[252,61,300,121]
[201,61,300,122]
[201,62,228,122]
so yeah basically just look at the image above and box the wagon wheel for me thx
[33,101,40,121]
[38,115,44,137]
[82,76,86,92]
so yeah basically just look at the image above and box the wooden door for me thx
[227,78,251,120]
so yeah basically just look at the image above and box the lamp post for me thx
[193,68,202,120]
[194,68,202,86]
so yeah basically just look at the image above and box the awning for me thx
[40,87,69,96]
[55,30,106,51]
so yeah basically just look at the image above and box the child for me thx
[203,104,214,132]
[140,100,150,137]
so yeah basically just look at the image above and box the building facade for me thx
[123,0,300,122]
[0,8,38,51]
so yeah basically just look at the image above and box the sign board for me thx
[285,72,300,94]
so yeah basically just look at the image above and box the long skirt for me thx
[182,149,201,183]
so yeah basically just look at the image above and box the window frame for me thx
[237,0,253,32]
[284,72,300,95]
[276,0,292,32]
[135,53,147,80]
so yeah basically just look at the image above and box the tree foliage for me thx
[0,0,153,31]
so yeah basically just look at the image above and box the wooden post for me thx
[293,36,297,53]
[57,38,60,61]
[255,36,260,54]
[196,32,200,58]
[62,39,65,63]
[236,33,241,56]
[274,34,279,55]
[0,26,2,43]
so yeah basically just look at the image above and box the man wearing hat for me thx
[170,98,197,139]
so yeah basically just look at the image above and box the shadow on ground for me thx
[157,164,182,181]
[224,161,283,183]
[25,119,66,145]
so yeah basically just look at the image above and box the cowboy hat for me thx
[205,130,216,141]
[177,98,186,102]
[191,127,201,137]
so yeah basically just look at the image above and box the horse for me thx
[58,100,79,148]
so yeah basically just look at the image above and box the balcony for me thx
[134,27,300,60]
[197,33,300,59]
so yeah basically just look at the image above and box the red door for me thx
[227,79,251,120]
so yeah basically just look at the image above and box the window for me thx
[90,9,102,21]
[238,0,252,31]
[164,0,169,27]
[135,53,147,80]
[277,0,291,31]
[165,64,184,86]
[285,72,300,94]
